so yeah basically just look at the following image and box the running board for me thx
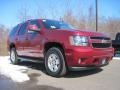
[18,57,44,63]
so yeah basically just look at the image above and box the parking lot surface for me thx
[0,58,120,90]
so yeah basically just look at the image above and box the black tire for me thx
[45,47,67,77]
[10,48,20,64]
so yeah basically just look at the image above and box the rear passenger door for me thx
[16,22,28,56]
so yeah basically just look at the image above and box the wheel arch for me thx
[44,42,65,55]
[9,43,16,51]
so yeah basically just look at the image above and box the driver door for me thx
[26,20,43,58]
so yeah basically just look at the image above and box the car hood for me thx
[58,29,109,37]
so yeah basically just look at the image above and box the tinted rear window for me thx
[18,22,28,35]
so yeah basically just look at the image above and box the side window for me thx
[29,20,41,29]
[118,34,120,41]
[27,20,41,34]
[116,33,120,41]
[118,33,120,41]
[9,25,20,37]
[18,22,28,35]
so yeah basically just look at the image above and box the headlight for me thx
[69,36,88,46]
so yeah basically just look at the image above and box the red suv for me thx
[8,19,114,77]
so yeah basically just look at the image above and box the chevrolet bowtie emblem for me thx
[101,39,111,43]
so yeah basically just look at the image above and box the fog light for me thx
[78,59,82,64]
[102,59,106,64]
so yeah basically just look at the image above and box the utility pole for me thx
[96,0,98,32]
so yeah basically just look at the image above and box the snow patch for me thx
[0,56,30,82]
[113,57,120,60]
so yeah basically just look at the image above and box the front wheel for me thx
[45,47,67,77]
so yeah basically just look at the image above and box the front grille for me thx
[90,37,110,40]
[90,36,111,48]
[92,43,111,48]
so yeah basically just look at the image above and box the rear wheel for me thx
[10,48,20,64]
[45,47,67,77]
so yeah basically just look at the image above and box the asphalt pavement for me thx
[0,58,120,90]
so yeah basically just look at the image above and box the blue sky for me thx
[0,0,120,28]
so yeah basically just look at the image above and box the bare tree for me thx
[87,5,96,30]
[0,25,9,56]
[62,10,78,28]
[16,0,120,40]
[18,5,32,22]
[98,17,120,39]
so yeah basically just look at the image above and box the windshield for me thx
[42,19,75,30]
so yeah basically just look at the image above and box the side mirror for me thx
[28,25,40,32]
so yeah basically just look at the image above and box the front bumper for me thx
[68,61,108,71]
[65,47,114,67]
